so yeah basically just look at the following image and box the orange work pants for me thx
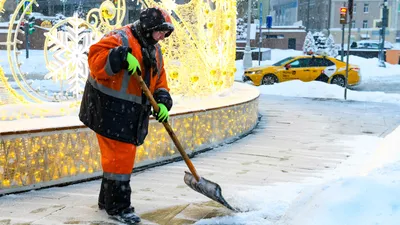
[96,134,137,174]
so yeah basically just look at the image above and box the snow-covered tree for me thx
[325,34,339,57]
[51,14,67,31]
[236,0,259,22]
[313,31,327,50]
[303,31,316,55]
[75,1,85,19]
[236,0,260,40]
[236,18,246,40]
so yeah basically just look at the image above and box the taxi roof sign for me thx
[340,7,347,14]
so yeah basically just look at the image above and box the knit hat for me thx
[140,8,174,38]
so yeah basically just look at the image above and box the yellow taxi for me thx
[243,55,361,87]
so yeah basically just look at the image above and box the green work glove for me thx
[126,52,141,75]
[154,103,169,123]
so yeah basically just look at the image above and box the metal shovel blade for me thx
[184,171,238,212]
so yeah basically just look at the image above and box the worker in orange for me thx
[79,7,174,224]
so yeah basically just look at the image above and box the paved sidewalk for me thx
[0,95,399,225]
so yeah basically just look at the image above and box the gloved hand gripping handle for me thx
[131,72,200,181]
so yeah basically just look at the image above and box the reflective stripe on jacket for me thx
[88,26,167,103]
[79,25,170,145]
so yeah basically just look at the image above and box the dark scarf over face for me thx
[130,21,158,76]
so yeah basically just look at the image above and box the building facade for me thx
[330,0,400,44]
[270,0,298,26]
[297,0,332,32]
[236,0,270,25]
[260,0,271,26]
[1,0,142,23]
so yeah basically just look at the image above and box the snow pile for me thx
[196,127,400,225]
[346,55,400,79]
[257,80,400,105]
[278,126,400,225]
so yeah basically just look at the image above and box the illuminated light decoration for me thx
[142,0,238,96]
[40,20,52,28]
[0,96,259,193]
[0,63,24,105]
[5,0,45,103]
[2,0,125,104]
[2,0,237,105]
[44,17,102,99]
[0,1,26,105]
[0,0,254,195]
[86,0,126,33]
[0,0,4,13]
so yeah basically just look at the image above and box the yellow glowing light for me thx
[101,1,116,20]
[87,0,126,33]
[2,0,237,106]
[0,60,23,105]
[143,0,237,95]
[0,0,4,13]
[40,20,52,28]
[70,166,77,175]
[2,180,10,187]
[170,71,179,79]
[0,0,252,194]
[190,75,199,83]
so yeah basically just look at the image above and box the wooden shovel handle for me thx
[133,72,200,181]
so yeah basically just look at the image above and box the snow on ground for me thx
[196,126,400,225]
[195,49,400,225]
[258,80,400,105]
[349,56,400,78]
[235,49,400,100]
[2,48,400,224]
[0,50,52,77]
[278,127,400,225]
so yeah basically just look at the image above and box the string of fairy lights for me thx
[0,0,253,192]
[0,0,237,111]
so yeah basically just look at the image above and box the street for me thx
[352,75,400,94]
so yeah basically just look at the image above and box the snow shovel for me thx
[133,72,238,212]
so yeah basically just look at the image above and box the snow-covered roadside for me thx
[195,49,400,225]
[235,49,400,104]
[196,124,400,225]
[278,126,400,225]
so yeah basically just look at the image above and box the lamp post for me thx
[378,0,388,68]
[306,0,310,32]
[344,0,354,100]
[243,0,253,69]
[327,0,332,36]
[61,0,66,16]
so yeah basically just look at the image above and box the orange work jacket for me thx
[79,25,171,145]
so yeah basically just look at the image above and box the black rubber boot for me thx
[102,177,140,224]
[98,178,135,212]
[110,206,141,224]
[98,178,105,210]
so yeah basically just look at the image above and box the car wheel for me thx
[330,75,346,87]
[262,74,279,85]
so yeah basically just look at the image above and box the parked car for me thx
[356,40,393,49]
[243,55,361,87]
